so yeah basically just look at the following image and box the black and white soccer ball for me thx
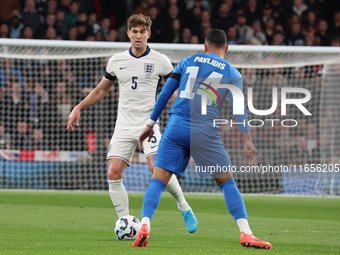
[114,215,140,240]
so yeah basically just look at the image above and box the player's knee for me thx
[107,168,123,180]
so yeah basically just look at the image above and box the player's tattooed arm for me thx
[67,78,115,130]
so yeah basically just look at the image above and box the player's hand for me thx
[67,106,80,131]
[138,125,154,150]
[242,140,257,165]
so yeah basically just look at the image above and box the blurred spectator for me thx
[45,27,57,39]
[261,3,273,25]
[163,4,182,31]
[55,81,73,125]
[134,0,159,16]
[227,26,242,45]
[21,0,44,34]
[88,13,101,35]
[9,16,24,39]
[286,22,305,46]
[177,27,192,43]
[0,123,11,150]
[211,3,235,33]
[75,21,89,41]
[265,18,275,44]
[99,17,111,41]
[55,8,68,39]
[21,26,34,39]
[46,0,58,17]
[108,29,119,42]
[187,6,202,30]
[331,36,340,46]
[330,10,340,37]
[285,13,300,33]
[306,0,324,18]
[271,0,288,25]
[304,31,316,46]
[292,0,309,19]
[29,81,49,124]
[148,6,164,42]
[66,25,77,40]
[244,0,261,26]
[12,120,30,149]
[0,23,10,38]
[0,59,24,93]
[36,13,57,39]
[235,13,254,43]
[271,32,284,45]
[0,0,21,23]
[186,0,211,12]
[60,0,72,13]
[251,20,267,45]
[315,19,331,46]
[190,34,199,44]
[26,128,49,150]
[78,12,88,23]
[164,19,181,43]
[303,11,319,34]
[64,1,79,27]
[191,10,211,43]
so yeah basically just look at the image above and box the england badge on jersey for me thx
[144,63,154,78]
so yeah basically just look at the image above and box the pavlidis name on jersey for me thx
[194,56,226,70]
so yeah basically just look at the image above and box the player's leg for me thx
[133,166,172,247]
[213,172,272,249]
[107,158,129,217]
[146,154,190,211]
[107,129,137,218]
[143,126,197,233]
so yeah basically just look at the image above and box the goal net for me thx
[0,39,339,195]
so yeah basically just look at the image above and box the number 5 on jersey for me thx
[132,77,137,89]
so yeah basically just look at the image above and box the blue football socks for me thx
[141,178,166,220]
[219,178,248,221]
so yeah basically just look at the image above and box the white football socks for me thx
[141,217,151,231]
[236,218,252,235]
[165,174,190,211]
[109,179,129,217]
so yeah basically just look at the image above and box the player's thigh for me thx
[107,129,138,167]
[154,125,190,177]
[191,130,233,178]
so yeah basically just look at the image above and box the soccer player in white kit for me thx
[67,14,197,233]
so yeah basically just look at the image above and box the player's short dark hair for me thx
[205,29,227,49]
[127,14,152,31]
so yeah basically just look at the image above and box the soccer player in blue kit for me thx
[133,29,272,249]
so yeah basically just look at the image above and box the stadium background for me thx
[0,0,340,195]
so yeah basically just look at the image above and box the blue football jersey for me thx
[150,52,249,133]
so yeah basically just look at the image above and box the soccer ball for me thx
[114,215,140,240]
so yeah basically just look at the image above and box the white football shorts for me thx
[106,124,161,166]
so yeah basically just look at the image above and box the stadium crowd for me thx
[0,0,338,168]
[0,0,340,46]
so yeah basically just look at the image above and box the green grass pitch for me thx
[0,191,339,255]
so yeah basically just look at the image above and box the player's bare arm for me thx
[67,78,115,130]
[241,131,257,165]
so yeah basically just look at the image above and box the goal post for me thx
[0,39,339,195]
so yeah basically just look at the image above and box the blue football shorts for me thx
[154,125,232,177]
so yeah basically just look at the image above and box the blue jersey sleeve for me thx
[150,77,180,122]
[150,60,184,121]
[228,68,249,133]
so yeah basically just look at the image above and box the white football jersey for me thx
[105,46,173,130]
